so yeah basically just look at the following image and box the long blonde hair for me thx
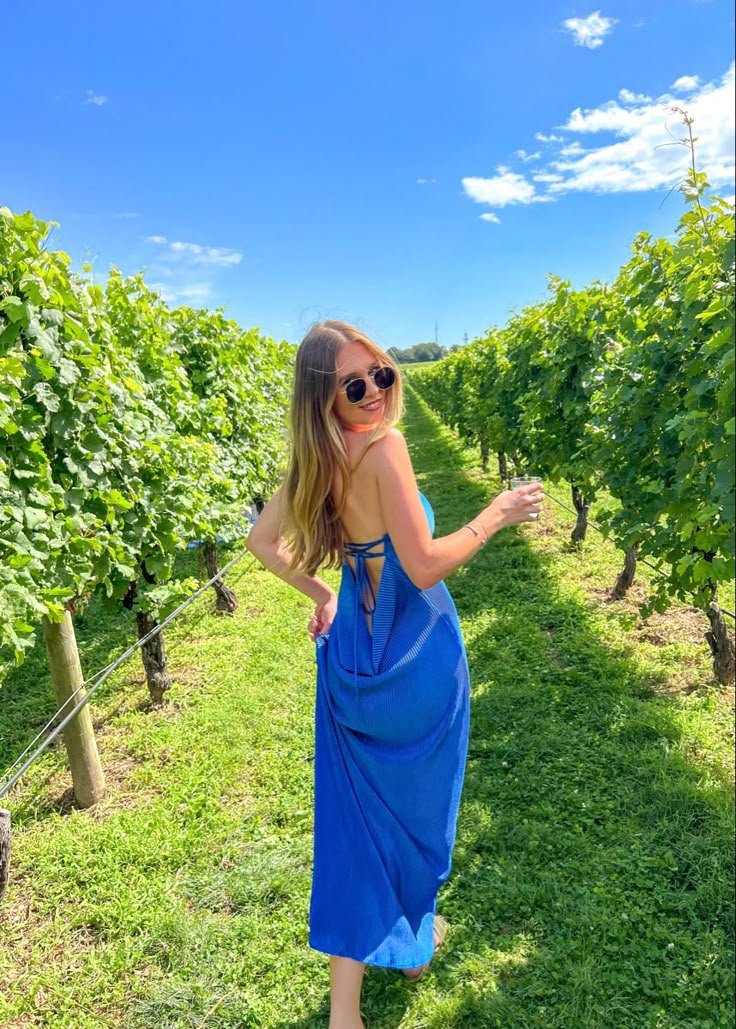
[283,320,403,575]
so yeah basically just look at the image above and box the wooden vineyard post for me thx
[42,611,106,808]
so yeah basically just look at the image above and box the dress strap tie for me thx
[344,538,386,698]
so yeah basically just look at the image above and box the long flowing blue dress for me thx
[308,490,471,968]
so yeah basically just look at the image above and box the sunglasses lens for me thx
[375,366,395,390]
[345,379,367,404]
[342,366,395,404]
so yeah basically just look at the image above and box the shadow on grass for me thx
[294,385,732,1029]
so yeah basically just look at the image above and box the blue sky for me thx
[2,1,734,351]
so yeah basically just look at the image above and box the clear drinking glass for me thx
[510,475,544,520]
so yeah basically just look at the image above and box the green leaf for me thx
[0,296,27,322]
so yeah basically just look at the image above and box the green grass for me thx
[1,386,733,1028]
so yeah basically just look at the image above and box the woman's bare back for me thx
[332,431,388,615]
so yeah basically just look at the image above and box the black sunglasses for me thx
[339,365,396,405]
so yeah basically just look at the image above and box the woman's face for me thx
[331,341,388,432]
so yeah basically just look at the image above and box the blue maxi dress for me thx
[308,490,471,968]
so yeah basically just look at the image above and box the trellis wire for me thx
[532,483,735,621]
[0,548,258,802]
[2,481,732,800]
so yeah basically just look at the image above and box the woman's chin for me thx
[341,400,382,431]
[336,397,386,432]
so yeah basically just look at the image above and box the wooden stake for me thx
[42,612,106,808]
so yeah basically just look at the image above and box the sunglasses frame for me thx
[338,365,396,405]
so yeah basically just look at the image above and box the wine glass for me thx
[511,475,544,520]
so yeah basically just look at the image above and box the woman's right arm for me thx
[374,429,542,590]
[246,486,336,606]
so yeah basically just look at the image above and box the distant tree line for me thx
[387,342,461,363]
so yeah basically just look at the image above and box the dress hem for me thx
[307,938,434,970]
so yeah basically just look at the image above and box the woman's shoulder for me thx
[370,426,406,455]
[362,427,417,496]
[354,427,408,482]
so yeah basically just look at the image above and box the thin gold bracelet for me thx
[463,522,488,546]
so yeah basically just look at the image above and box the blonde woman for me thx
[246,320,543,1029]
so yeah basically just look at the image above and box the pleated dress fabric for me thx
[308,490,471,968]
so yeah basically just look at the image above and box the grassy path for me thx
[1,386,733,1028]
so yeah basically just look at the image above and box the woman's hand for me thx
[486,482,544,529]
[308,591,338,641]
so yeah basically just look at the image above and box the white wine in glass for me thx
[511,475,544,520]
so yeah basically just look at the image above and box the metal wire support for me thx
[534,484,735,621]
[0,549,258,802]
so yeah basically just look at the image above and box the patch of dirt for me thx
[572,581,732,701]
[170,665,200,685]
[585,582,708,648]
[0,884,45,997]
[531,520,560,538]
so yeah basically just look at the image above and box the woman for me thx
[246,320,543,1028]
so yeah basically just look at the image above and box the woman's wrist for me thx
[463,521,488,546]
[313,581,337,605]
[476,507,504,540]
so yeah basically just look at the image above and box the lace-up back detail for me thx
[343,535,388,635]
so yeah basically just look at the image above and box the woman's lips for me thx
[360,398,382,411]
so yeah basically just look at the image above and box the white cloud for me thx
[169,241,242,266]
[619,88,652,104]
[145,236,243,266]
[461,61,735,215]
[559,141,588,156]
[417,177,437,184]
[562,11,618,49]
[670,74,700,93]
[463,170,538,207]
[85,89,108,106]
[142,235,242,307]
[480,212,501,223]
[514,149,543,162]
[148,282,214,305]
[547,62,735,195]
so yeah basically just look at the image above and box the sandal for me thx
[401,914,449,981]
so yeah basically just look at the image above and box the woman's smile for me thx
[360,397,383,412]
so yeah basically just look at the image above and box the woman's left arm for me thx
[246,487,336,609]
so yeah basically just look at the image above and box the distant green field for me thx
[400,359,441,373]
